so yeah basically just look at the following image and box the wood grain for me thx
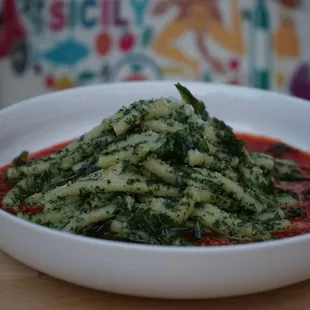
[1,251,310,310]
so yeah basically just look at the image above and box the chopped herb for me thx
[12,151,29,166]
[285,208,306,219]
[276,188,299,201]
[279,176,310,182]
[77,163,99,177]
[193,221,202,241]
[84,221,112,238]
[267,143,296,157]
[175,83,209,120]
[126,208,181,245]
[301,189,310,199]
[127,178,136,186]
[212,118,245,158]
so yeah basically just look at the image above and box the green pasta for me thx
[2,83,302,246]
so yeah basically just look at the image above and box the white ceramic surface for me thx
[0,81,310,299]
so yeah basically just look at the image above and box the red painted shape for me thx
[229,58,240,71]
[95,32,112,56]
[119,32,135,53]
[45,75,55,89]
[0,0,27,58]
[49,0,66,32]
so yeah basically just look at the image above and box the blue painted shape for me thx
[81,0,98,29]
[130,0,149,26]
[43,38,89,67]
[141,26,154,48]
[202,70,212,83]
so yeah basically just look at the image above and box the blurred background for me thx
[0,0,309,108]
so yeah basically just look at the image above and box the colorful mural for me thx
[0,0,309,107]
[151,0,245,81]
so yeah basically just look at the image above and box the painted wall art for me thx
[0,0,309,106]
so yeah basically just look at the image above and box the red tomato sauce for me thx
[1,135,310,246]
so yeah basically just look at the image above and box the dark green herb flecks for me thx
[301,189,310,199]
[277,188,299,201]
[267,143,296,157]
[285,208,306,219]
[175,83,209,121]
[12,151,29,167]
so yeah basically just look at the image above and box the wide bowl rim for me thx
[1,80,310,254]
[1,80,309,117]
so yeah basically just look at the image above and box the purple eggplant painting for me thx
[289,62,310,101]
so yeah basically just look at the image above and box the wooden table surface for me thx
[1,251,310,310]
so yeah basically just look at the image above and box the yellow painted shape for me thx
[276,72,286,89]
[208,0,246,56]
[152,20,199,73]
[55,76,74,91]
[161,66,186,75]
[152,0,246,78]
[273,10,300,57]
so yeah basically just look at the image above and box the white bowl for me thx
[0,81,310,299]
